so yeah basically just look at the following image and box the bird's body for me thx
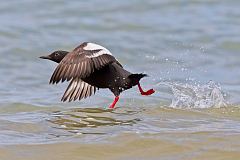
[83,62,130,89]
[40,42,154,108]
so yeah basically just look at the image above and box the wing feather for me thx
[49,42,119,84]
[61,78,96,102]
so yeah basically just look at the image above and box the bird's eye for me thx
[55,53,59,56]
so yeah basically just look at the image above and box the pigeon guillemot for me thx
[40,42,155,109]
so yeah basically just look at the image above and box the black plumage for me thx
[40,42,154,108]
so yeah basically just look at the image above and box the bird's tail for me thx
[128,73,147,82]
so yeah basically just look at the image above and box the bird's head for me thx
[39,50,69,63]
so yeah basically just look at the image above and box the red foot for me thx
[138,83,155,96]
[109,96,119,109]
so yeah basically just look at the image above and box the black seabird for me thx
[40,42,155,109]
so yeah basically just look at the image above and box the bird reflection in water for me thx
[48,107,141,135]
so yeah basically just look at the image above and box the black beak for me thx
[39,55,51,59]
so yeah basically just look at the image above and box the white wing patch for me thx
[84,42,112,58]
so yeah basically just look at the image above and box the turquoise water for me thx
[0,1,240,159]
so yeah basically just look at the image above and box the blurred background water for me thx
[0,0,240,160]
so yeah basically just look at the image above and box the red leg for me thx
[138,83,155,95]
[109,96,119,109]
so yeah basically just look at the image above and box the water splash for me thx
[162,81,227,109]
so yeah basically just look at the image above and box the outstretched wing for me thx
[61,78,97,102]
[50,42,119,84]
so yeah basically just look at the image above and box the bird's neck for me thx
[57,51,69,63]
